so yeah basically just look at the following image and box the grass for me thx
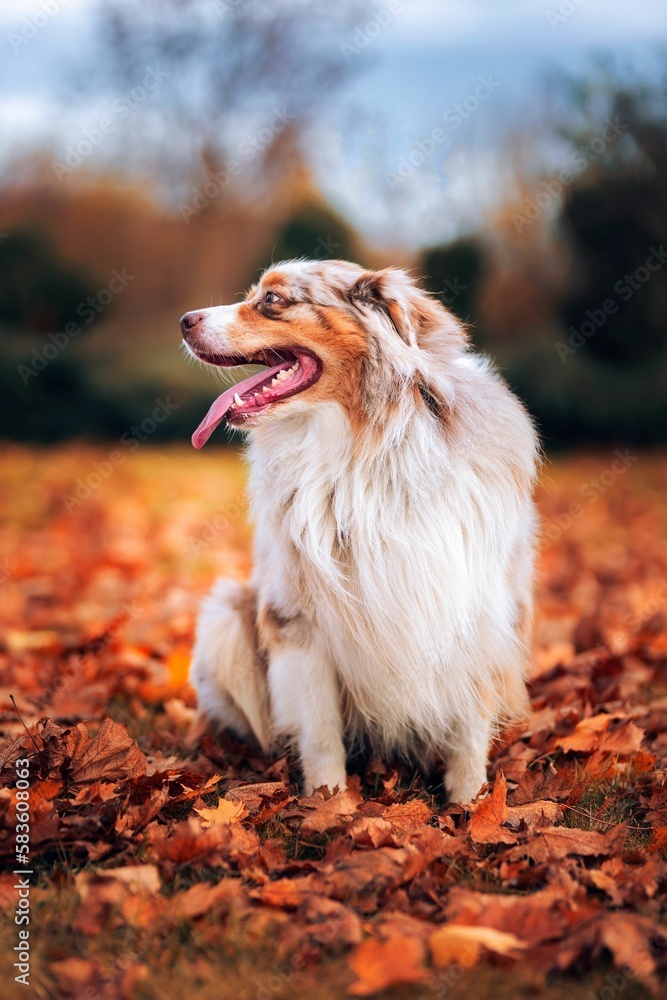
[563,771,654,852]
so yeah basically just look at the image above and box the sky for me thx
[1,0,666,248]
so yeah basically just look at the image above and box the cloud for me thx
[381,0,667,49]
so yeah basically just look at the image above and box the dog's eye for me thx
[265,291,282,305]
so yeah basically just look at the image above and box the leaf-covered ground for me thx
[1,445,667,1000]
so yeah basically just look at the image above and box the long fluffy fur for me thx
[186,259,539,801]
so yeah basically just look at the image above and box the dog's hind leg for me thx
[189,578,270,750]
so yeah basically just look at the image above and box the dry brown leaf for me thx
[171,773,222,802]
[49,958,101,996]
[251,876,315,909]
[148,816,259,868]
[555,912,660,994]
[382,799,432,832]
[506,823,626,863]
[587,855,665,905]
[226,781,290,809]
[72,781,118,804]
[557,712,644,756]
[5,629,64,653]
[64,717,147,784]
[469,772,516,844]
[172,880,243,920]
[346,816,401,848]
[430,924,526,968]
[96,865,161,894]
[300,783,363,837]
[594,912,659,992]
[443,881,590,947]
[323,827,446,906]
[120,893,169,929]
[114,786,170,836]
[347,936,428,995]
[505,800,562,826]
[299,896,363,947]
[194,797,247,827]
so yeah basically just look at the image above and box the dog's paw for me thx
[445,775,487,805]
[303,764,348,797]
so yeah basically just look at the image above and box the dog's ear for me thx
[349,268,449,348]
[349,271,386,309]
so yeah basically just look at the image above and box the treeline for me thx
[1,74,667,446]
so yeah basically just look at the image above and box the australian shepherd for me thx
[180,259,539,802]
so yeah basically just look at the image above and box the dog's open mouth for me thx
[192,348,322,448]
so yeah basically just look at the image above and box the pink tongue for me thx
[192,362,288,449]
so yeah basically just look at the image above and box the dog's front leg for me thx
[268,642,347,795]
[444,714,492,803]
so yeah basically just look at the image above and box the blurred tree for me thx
[0,356,126,442]
[253,201,358,276]
[420,239,485,327]
[560,179,667,367]
[499,69,667,446]
[557,75,667,367]
[0,227,97,334]
[72,0,370,199]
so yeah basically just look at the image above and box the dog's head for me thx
[181,259,467,448]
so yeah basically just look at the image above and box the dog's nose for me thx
[180,311,203,338]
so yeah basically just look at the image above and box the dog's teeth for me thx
[234,393,243,407]
[271,377,279,386]
[262,385,271,393]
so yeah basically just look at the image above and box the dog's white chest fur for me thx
[247,395,535,759]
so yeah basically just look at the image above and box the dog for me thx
[180,259,539,802]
